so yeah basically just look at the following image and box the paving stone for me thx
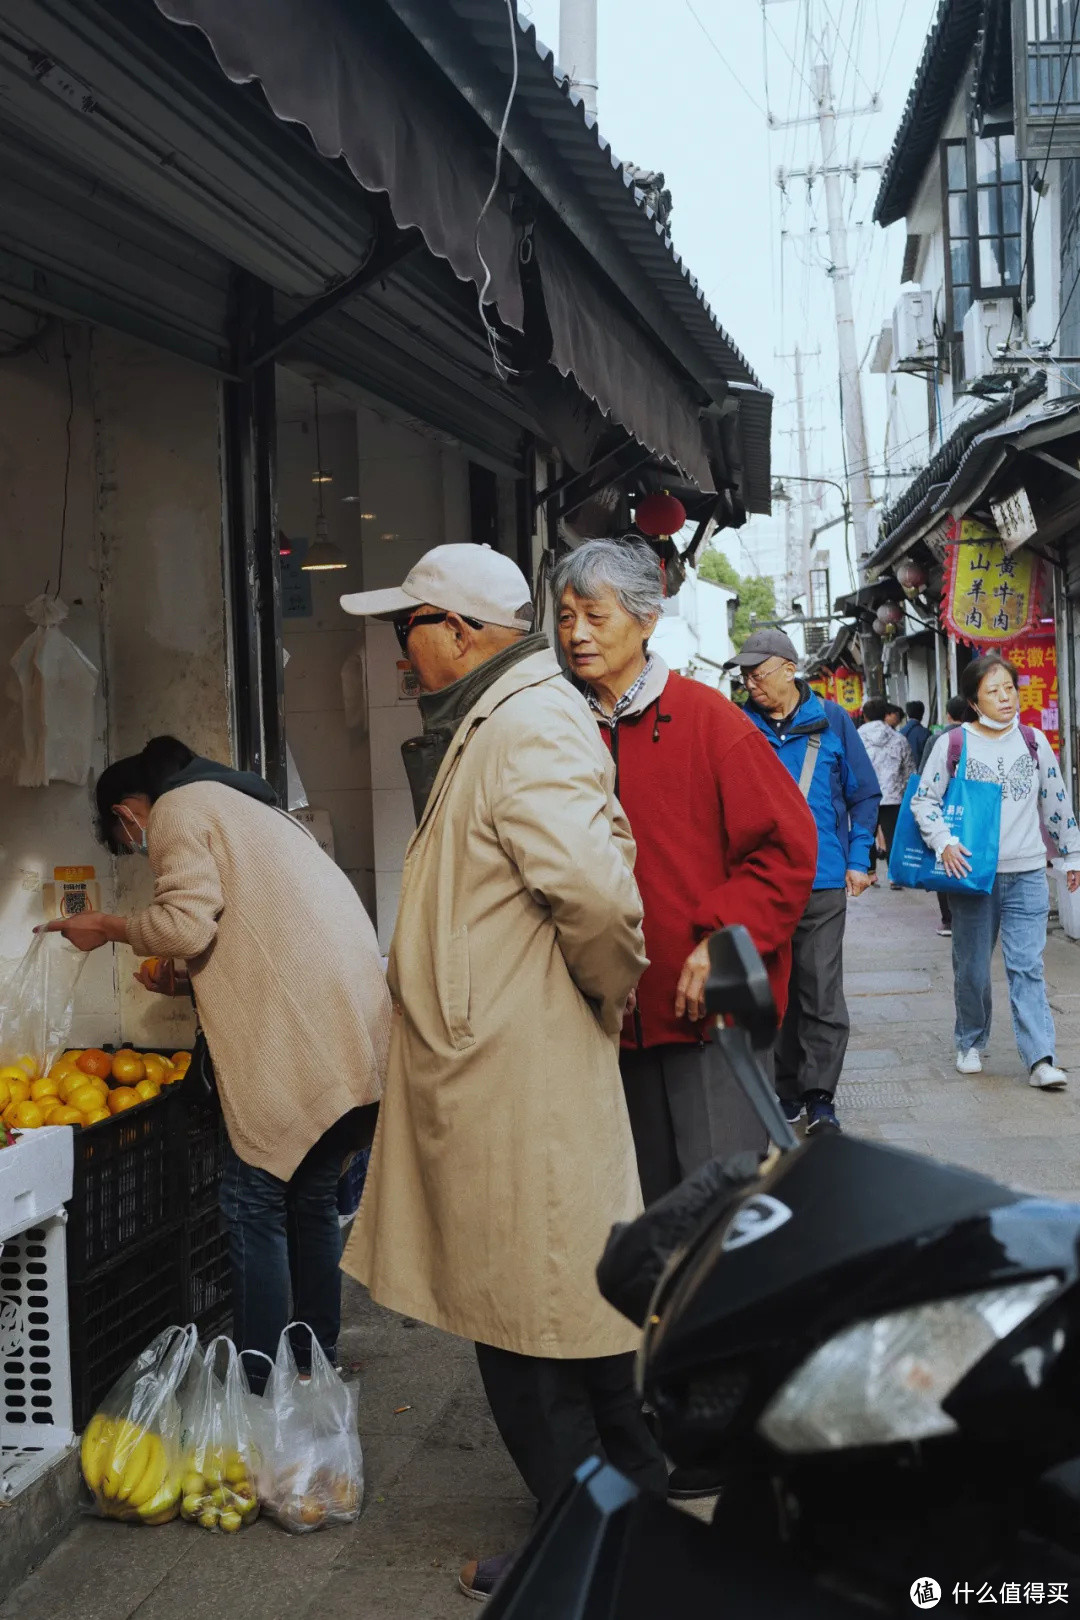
[845,971,932,995]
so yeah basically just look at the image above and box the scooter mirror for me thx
[704,925,778,1047]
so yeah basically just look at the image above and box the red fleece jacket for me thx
[601,671,818,1048]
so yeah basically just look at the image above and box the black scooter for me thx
[486,926,1080,1615]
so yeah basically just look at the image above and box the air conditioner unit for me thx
[891,286,935,370]
[962,298,1014,386]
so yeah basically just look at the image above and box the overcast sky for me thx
[523,0,941,595]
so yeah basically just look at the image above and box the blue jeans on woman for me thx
[218,1118,351,1382]
[949,870,1057,1070]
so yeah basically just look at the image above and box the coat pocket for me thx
[445,925,475,1050]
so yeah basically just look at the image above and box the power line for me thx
[685,0,768,115]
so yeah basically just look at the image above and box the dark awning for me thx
[152,0,766,497]
[870,391,1080,574]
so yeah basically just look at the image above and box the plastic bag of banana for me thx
[80,1325,198,1524]
[177,1336,261,1532]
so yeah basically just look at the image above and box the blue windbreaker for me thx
[744,684,881,890]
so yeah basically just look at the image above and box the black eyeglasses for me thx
[392,610,484,653]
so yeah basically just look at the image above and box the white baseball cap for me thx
[340,543,534,631]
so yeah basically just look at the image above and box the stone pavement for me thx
[4,883,1079,1619]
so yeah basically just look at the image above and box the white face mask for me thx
[976,707,1016,732]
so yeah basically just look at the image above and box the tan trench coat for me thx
[342,649,647,1358]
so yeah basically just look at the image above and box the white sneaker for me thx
[956,1048,983,1075]
[1030,1060,1068,1090]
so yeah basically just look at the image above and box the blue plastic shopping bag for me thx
[888,735,999,894]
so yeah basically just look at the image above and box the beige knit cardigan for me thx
[126,782,390,1181]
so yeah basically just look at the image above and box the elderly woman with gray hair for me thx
[555,539,817,1204]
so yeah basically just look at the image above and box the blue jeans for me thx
[218,1120,349,1381]
[949,870,1056,1071]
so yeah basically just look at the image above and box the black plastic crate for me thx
[68,1223,186,1428]
[183,1102,228,1210]
[183,1201,232,1340]
[66,1086,187,1279]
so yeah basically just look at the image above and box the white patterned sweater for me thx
[913,722,1080,874]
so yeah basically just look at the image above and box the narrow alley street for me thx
[3,884,1079,1620]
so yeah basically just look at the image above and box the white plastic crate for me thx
[0,1128,74,1245]
[0,1213,74,1500]
[0,1131,75,1500]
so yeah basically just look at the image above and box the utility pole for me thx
[813,55,880,693]
[793,346,813,609]
[559,0,598,117]
[773,44,884,693]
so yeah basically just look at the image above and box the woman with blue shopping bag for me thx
[910,655,1080,1090]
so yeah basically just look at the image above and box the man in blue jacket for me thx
[727,631,881,1133]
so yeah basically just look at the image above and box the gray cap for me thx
[723,627,799,670]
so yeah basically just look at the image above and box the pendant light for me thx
[301,383,347,572]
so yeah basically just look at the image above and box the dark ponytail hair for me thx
[960,654,1019,710]
[94,735,195,853]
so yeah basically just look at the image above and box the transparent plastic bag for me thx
[9,595,99,787]
[256,1322,364,1533]
[178,1336,261,1532]
[0,930,87,1076]
[80,1325,198,1523]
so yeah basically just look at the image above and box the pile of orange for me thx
[0,1046,191,1132]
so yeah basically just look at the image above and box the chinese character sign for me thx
[943,521,1039,648]
[808,676,830,701]
[1011,635,1060,755]
[832,667,864,715]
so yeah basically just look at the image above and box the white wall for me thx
[354,405,471,951]
[0,323,114,1046]
[0,322,232,1052]
[278,405,375,918]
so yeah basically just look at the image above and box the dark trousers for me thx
[938,891,952,928]
[475,1342,669,1513]
[219,1117,353,1378]
[872,802,901,869]
[775,888,850,1100]
[619,1040,766,1206]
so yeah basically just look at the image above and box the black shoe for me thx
[667,1464,723,1500]
[804,1091,840,1135]
[780,1096,804,1124]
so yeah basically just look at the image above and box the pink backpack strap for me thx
[1019,723,1039,764]
[946,726,963,777]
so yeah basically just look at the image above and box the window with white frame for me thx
[941,134,1024,374]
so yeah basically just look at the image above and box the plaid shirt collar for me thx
[586,656,654,724]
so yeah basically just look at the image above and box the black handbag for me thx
[183,1025,220,1111]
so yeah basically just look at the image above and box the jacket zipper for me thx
[607,717,645,1050]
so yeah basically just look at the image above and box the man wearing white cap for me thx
[339,544,666,1600]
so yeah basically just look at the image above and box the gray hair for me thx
[552,539,664,625]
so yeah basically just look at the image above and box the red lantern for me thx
[635,493,687,538]
[876,600,903,626]
[895,558,927,591]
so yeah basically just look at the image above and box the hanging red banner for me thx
[808,675,831,701]
[942,517,1039,648]
[1010,634,1060,756]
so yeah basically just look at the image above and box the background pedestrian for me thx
[912,654,1080,1089]
[860,697,916,885]
[901,700,931,764]
[734,631,880,1133]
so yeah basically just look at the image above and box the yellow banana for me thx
[137,1477,183,1524]
[80,1415,113,1492]
[127,1437,169,1509]
[116,1431,154,1502]
[102,1419,141,1498]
